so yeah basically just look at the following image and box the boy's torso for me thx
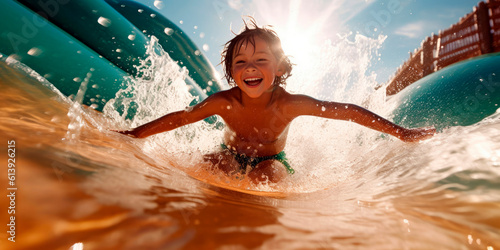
[218,87,294,157]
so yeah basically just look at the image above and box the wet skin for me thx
[117,37,436,183]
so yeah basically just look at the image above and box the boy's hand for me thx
[112,129,138,138]
[400,126,436,142]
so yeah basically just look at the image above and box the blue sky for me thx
[135,0,481,84]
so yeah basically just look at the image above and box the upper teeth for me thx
[245,78,261,81]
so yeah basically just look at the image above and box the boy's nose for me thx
[245,63,257,72]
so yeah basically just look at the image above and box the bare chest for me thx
[220,104,291,153]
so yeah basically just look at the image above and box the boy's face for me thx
[231,36,283,98]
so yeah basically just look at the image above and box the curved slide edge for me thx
[17,0,150,77]
[17,0,222,96]
[2,0,222,117]
[390,52,500,131]
[0,1,129,111]
[105,0,223,96]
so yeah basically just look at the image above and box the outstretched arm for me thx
[114,93,228,138]
[116,110,196,138]
[286,95,435,142]
[333,103,435,142]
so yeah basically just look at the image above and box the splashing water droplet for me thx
[27,47,42,57]
[97,17,111,27]
[154,0,164,9]
[164,28,174,35]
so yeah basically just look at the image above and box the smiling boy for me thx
[117,19,435,183]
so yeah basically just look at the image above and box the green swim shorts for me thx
[221,144,295,174]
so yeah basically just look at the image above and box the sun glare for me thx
[253,0,339,70]
[280,31,315,66]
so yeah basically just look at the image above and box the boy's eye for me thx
[235,60,245,64]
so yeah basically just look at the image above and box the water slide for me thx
[1,0,499,130]
[0,0,222,115]
[389,53,500,130]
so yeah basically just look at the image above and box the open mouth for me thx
[243,78,263,87]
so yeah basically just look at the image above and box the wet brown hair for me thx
[221,18,293,86]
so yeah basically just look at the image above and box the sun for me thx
[279,31,315,66]
[253,0,346,81]
[261,4,325,69]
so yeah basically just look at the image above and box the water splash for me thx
[284,33,388,191]
[104,33,389,192]
[104,37,194,125]
[103,37,222,161]
[2,27,500,249]
[65,69,94,142]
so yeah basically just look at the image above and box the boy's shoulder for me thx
[275,87,314,103]
[206,86,313,105]
[203,87,241,105]
[210,87,240,99]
